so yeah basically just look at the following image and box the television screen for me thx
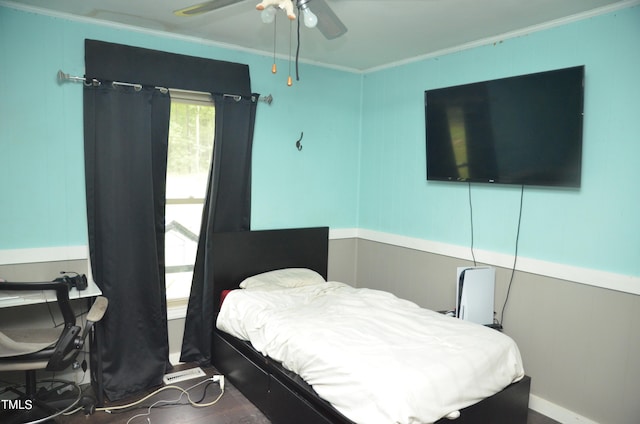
[425,66,584,187]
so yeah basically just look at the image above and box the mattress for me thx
[216,272,524,424]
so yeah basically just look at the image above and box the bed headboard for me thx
[211,227,329,311]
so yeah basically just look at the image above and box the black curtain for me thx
[84,85,171,400]
[180,93,257,365]
[83,40,255,400]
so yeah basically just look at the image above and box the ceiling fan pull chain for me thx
[272,13,277,74]
[295,8,301,82]
[287,18,293,86]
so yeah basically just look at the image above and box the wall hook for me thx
[295,132,303,151]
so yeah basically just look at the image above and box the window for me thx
[165,90,215,308]
[446,106,469,180]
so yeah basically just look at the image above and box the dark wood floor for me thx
[56,365,269,424]
[50,365,557,424]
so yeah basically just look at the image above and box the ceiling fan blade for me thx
[174,0,245,17]
[310,0,347,39]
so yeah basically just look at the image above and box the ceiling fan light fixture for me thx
[261,5,276,23]
[297,0,318,28]
[301,7,318,28]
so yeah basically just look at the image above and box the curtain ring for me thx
[223,94,242,102]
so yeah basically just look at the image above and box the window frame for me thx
[165,89,215,316]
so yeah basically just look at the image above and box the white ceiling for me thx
[3,0,636,71]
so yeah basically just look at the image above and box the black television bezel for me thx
[424,66,585,188]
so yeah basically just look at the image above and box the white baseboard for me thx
[332,228,640,296]
[7,230,638,295]
[0,245,88,265]
[529,394,600,424]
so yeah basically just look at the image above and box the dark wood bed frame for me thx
[210,227,531,424]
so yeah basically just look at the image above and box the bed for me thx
[210,227,530,424]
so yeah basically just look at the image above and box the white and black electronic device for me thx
[456,266,495,326]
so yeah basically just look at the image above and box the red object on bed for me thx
[220,289,232,308]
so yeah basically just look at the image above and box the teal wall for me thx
[1,5,639,281]
[359,6,640,278]
[0,6,361,249]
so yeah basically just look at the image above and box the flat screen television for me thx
[425,66,584,187]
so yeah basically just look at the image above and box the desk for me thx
[0,278,104,404]
[0,279,102,308]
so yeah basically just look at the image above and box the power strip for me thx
[162,367,206,385]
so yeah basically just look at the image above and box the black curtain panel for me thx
[180,93,258,365]
[84,85,171,400]
[83,40,255,399]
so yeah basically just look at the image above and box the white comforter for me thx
[216,281,524,424]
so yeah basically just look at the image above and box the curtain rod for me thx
[56,70,273,105]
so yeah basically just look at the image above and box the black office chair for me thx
[0,276,107,423]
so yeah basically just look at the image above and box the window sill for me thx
[167,301,188,320]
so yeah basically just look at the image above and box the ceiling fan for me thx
[174,0,348,40]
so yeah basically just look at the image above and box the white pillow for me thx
[239,268,325,290]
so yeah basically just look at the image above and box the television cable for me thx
[499,185,525,328]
